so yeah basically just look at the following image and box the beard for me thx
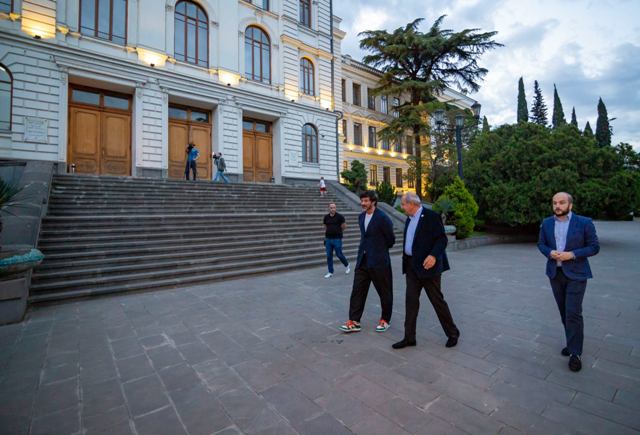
[554,208,570,216]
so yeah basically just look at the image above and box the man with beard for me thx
[339,190,395,333]
[538,192,600,372]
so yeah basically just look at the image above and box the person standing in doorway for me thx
[339,190,395,333]
[538,192,600,372]
[213,152,230,183]
[319,177,327,197]
[185,143,199,181]
[392,192,460,350]
[323,203,351,279]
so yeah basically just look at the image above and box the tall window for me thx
[394,140,402,153]
[0,64,12,131]
[353,123,362,145]
[396,168,403,188]
[352,83,361,106]
[408,174,415,188]
[80,0,127,45]
[341,79,346,102]
[302,123,318,163]
[369,164,378,186]
[174,1,208,66]
[299,0,311,27]
[383,167,390,184]
[367,88,375,110]
[381,138,390,150]
[405,136,414,155]
[0,0,12,13]
[300,58,314,96]
[260,0,269,10]
[343,161,348,171]
[245,26,271,83]
[393,97,400,118]
[381,95,388,114]
[368,126,376,148]
[341,119,347,143]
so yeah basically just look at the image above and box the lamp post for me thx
[455,114,464,179]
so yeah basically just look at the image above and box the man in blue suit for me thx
[392,192,460,349]
[340,190,395,333]
[538,192,600,372]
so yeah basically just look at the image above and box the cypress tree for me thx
[570,107,578,128]
[584,121,594,138]
[595,97,611,147]
[517,77,528,123]
[482,116,490,133]
[530,80,548,126]
[551,84,566,128]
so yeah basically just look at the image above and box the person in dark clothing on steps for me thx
[185,143,199,180]
[323,203,351,279]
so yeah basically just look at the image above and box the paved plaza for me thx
[1,220,639,435]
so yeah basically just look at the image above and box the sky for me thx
[337,0,640,149]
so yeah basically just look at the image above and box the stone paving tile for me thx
[30,406,80,435]
[3,220,640,434]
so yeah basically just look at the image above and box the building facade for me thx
[0,0,345,182]
[339,55,479,193]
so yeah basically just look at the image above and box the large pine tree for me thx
[595,97,611,147]
[584,121,594,138]
[482,116,490,133]
[530,80,548,126]
[517,77,528,123]
[551,84,566,128]
[570,107,578,128]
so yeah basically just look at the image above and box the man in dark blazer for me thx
[340,190,395,333]
[392,192,460,349]
[538,192,599,372]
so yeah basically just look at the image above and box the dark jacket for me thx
[537,214,599,280]
[402,207,450,278]
[356,207,395,269]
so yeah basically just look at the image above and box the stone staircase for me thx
[31,175,403,303]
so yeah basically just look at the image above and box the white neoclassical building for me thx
[0,0,346,182]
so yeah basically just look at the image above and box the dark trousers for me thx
[550,268,587,356]
[185,160,197,180]
[325,238,349,274]
[403,257,459,341]
[348,258,393,323]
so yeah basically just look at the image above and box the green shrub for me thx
[376,181,397,206]
[434,177,478,239]
[341,160,367,193]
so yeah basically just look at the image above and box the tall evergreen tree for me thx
[595,97,611,147]
[551,84,566,128]
[359,16,501,199]
[570,107,578,128]
[530,80,548,126]
[517,77,528,123]
[583,121,594,138]
[482,116,490,133]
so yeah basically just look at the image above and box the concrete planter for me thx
[0,247,44,325]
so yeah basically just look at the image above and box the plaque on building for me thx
[24,117,49,143]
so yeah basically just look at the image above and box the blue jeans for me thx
[185,160,197,180]
[214,170,230,183]
[325,238,349,273]
[550,268,587,355]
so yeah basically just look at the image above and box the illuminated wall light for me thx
[137,47,168,67]
[363,147,371,153]
[389,152,397,157]
[376,149,384,155]
[347,145,354,151]
[218,69,241,86]
[320,99,332,110]
[22,18,56,39]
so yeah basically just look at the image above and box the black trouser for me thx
[403,256,459,341]
[550,268,587,356]
[185,160,197,180]
[348,257,393,323]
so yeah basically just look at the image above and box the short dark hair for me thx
[359,190,378,205]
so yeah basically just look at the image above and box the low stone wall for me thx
[0,160,54,325]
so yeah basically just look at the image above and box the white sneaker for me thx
[345,264,351,274]
[324,273,333,279]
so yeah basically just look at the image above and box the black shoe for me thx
[445,336,458,348]
[392,339,417,349]
[561,347,570,357]
[569,355,582,372]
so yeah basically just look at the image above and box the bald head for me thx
[552,192,573,217]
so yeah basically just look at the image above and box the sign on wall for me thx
[24,117,49,143]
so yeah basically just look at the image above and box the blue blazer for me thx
[537,214,600,280]
[356,208,395,269]
[402,207,450,278]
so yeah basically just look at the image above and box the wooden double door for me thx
[68,87,131,175]
[243,119,273,182]
[168,105,212,179]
